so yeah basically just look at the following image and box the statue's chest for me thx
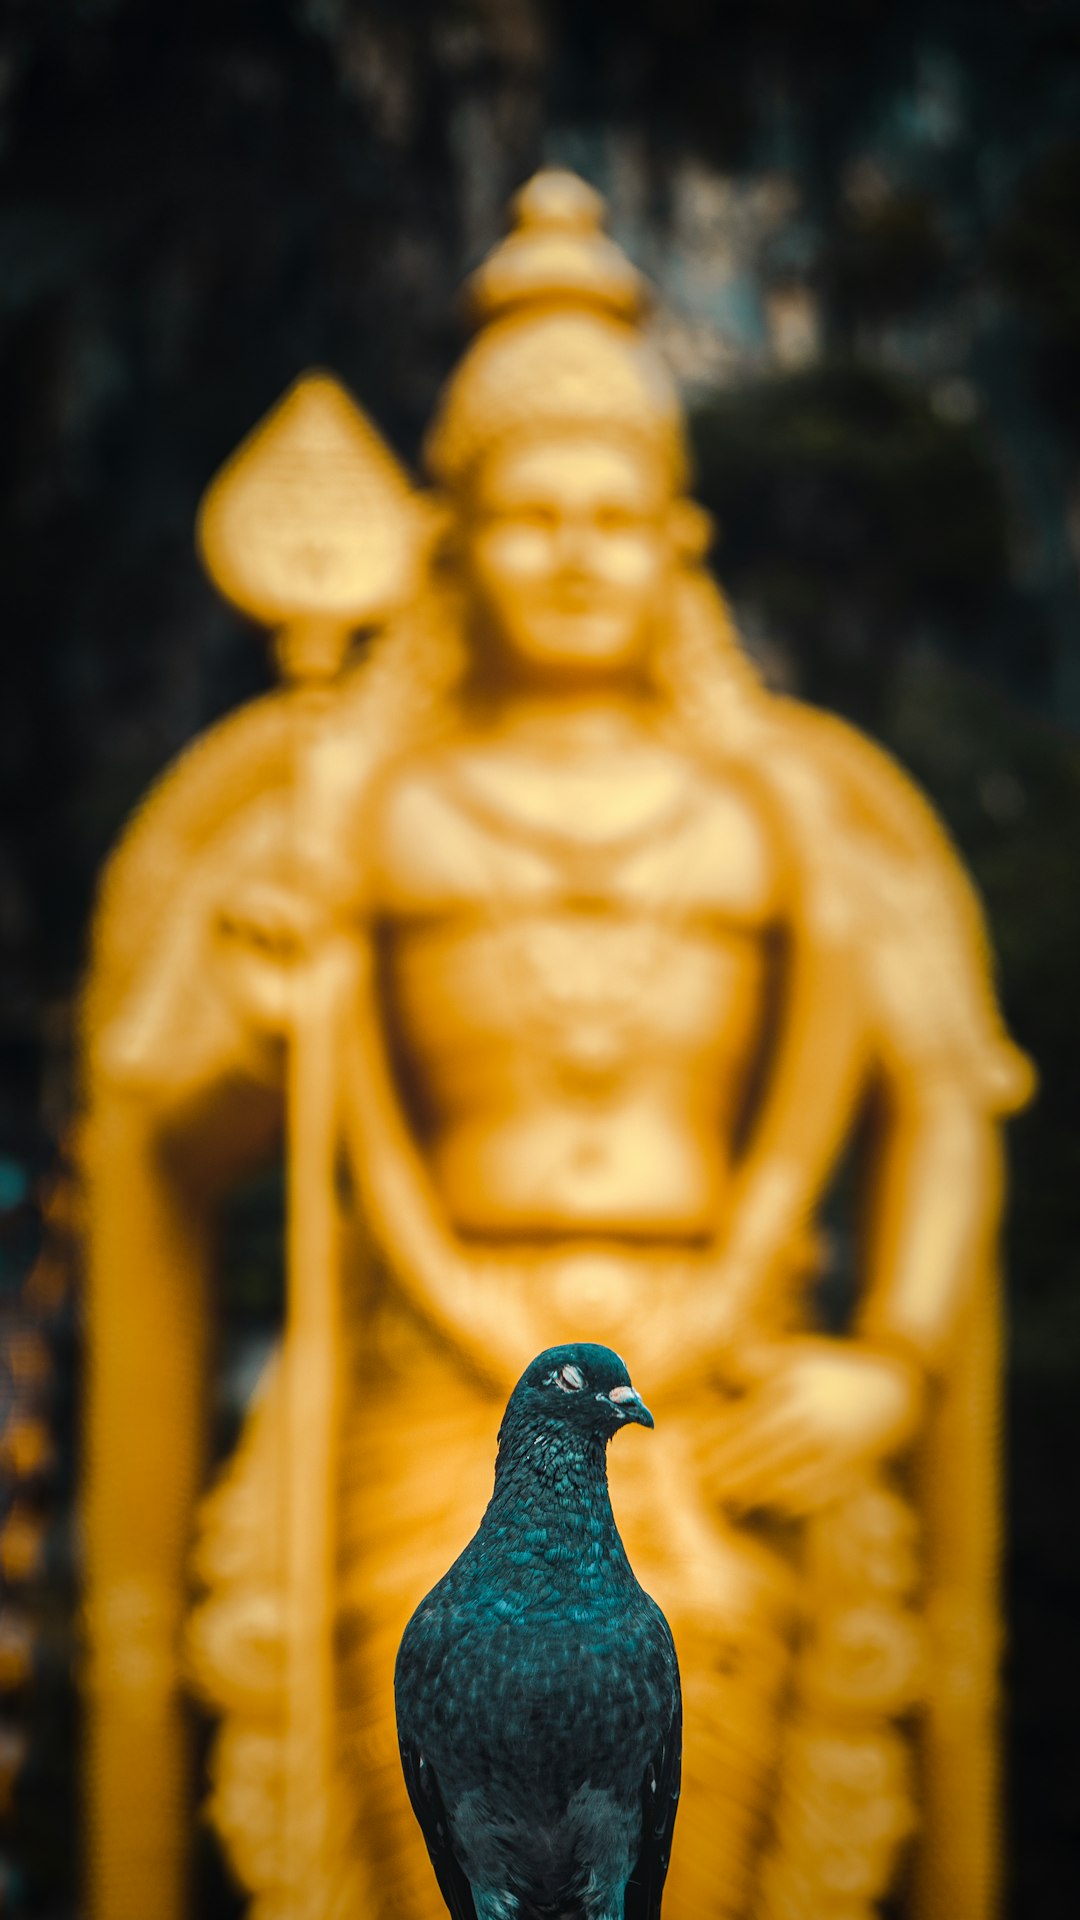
[369,761,776,1075]
[367,753,778,930]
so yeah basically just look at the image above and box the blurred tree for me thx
[823,187,948,333]
[691,363,1011,722]
[993,136,1080,446]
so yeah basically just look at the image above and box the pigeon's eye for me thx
[555,1363,585,1392]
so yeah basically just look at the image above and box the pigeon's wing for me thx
[398,1736,478,1920]
[624,1621,683,1920]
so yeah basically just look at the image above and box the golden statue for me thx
[79,171,1032,1920]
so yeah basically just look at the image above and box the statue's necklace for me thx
[438,761,698,909]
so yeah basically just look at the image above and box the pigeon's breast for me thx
[433,1587,666,1810]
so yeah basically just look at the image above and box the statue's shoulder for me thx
[757,695,957,863]
[753,689,989,954]
[751,693,1033,1108]
[100,692,294,887]
[363,738,444,838]
[708,684,975,909]
[361,728,478,841]
[360,732,503,911]
[88,693,295,1029]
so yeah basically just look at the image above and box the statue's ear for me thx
[670,498,715,562]
[417,491,459,569]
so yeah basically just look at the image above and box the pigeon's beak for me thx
[608,1386,654,1430]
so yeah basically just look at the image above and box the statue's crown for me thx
[463,169,647,327]
[194,169,688,674]
[426,168,687,490]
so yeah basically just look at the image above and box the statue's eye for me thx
[556,1363,585,1392]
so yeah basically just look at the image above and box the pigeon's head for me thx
[505,1343,654,1444]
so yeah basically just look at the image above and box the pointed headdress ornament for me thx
[425,170,689,490]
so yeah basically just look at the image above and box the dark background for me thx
[0,1,1078,1913]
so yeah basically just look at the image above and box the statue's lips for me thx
[529,595,629,625]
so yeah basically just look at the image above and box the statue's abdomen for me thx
[377,906,768,1237]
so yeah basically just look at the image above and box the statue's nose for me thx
[553,513,601,576]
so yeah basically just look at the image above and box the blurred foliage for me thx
[692,365,1011,720]
[823,190,948,329]
[993,135,1080,445]
[552,0,898,168]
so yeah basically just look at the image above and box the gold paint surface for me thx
[198,372,422,679]
[80,171,1031,1920]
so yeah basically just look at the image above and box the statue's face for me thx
[460,434,676,684]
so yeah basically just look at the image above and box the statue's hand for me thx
[702,1336,925,1518]
[634,1255,775,1402]
[214,880,331,1034]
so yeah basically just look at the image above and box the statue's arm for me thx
[854,1064,1005,1373]
[649,873,873,1395]
[691,709,1028,1512]
[701,1052,1007,1515]
[716,947,1006,1378]
[769,700,1029,1372]
[652,897,1008,1517]
[717,906,871,1324]
[89,813,298,1173]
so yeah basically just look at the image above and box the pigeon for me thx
[394,1343,681,1920]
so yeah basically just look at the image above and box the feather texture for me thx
[395,1345,681,1920]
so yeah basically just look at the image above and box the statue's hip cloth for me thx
[190,1238,818,1919]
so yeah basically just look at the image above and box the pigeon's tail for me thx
[517,1903,585,1920]
[473,1895,587,1920]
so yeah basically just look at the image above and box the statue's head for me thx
[424,172,708,688]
